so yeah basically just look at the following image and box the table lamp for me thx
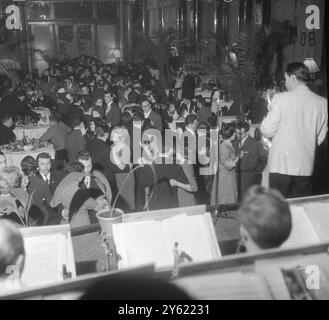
[303,58,320,74]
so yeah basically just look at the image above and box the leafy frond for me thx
[0,58,21,76]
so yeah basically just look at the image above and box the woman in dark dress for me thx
[182,73,195,100]
[135,125,189,211]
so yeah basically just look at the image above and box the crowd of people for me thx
[0,55,328,297]
[0,57,327,231]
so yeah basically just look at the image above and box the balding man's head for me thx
[0,220,25,278]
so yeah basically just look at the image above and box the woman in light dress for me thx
[211,124,242,206]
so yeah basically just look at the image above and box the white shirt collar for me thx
[240,134,249,148]
[144,110,152,119]
[41,172,50,182]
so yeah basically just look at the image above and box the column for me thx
[253,0,263,26]
[178,0,187,38]
[193,0,202,44]
[120,0,134,63]
[119,0,126,63]
[142,0,146,35]
[227,0,240,46]
[127,1,133,62]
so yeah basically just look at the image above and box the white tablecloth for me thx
[3,146,55,169]
[14,126,50,141]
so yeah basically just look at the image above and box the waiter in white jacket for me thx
[261,62,328,198]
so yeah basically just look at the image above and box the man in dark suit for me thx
[104,91,121,128]
[0,112,16,146]
[141,98,163,133]
[32,88,56,111]
[66,95,85,124]
[179,98,198,117]
[234,121,262,201]
[27,152,65,225]
[86,122,119,196]
[65,117,90,163]
[182,73,195,100]
[0,89,40,122]
[196,96,212,123]
[150,78,167,105]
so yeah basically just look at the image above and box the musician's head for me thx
[76,151,93,175]
[0,220,25,282]
[236,121,250,141]
[285,62,310,91]
[239,186,292,253]
[36,153,52,176]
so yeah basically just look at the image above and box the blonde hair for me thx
[110,127,130,144]
[0,166,22,191]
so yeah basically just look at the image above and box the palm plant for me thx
[216,25,264,118]
[135,30,177,87]
[0,58,21,76]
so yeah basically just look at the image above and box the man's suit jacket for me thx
[86,138,121,187]
[197,106,212,123]
[1,94,39,121]
[105,102,121,128]
[33,95,56,111]
[0,123,16,146]
[66,129,87,163]
[67,104,84,122]
[233,136,260,173]
[180,101,198,116]
[27,169,65,225]
[147,110,163,132]
[261,85,328,176]
[182,74,195,100]
[233,136,262,199]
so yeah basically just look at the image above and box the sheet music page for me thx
[303,203,329,242]
[162,214,219,266]
[174,272,273,300]
[21,234,65,287]
[255,254,329,300]
[254,258,300,300]
[282,206,320,249]
[113,220,171,269]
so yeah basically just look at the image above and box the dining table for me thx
[1,145,55,169]
[14,125,50,141]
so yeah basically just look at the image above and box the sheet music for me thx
[282,206,320,249]
[113,220,171,269]
[21,234,66,287]
[163,214,220,265]
[174,272,273,300]
[254,258,299,300]
[303,203,329,242]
